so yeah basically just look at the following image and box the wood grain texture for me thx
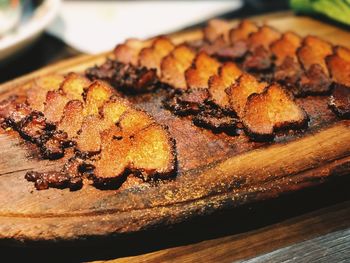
[0,14,350,249]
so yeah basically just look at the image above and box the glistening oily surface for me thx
[0,15,349,242]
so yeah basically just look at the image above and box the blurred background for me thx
[0,0,292,83]
[2,0,350,83]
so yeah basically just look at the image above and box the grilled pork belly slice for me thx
[208,62,242,110]
[185,51,221,90]
[329,84,350,118]
[86,59,157,93]
[114,38,148,66]
[229,20,258,43]
[270,32,302,66]
[326,53,350,87]
[297,36,332,75]
[26,74,64,112]
[161,44,195,90]
[138,37,175,76]
[226,73,267,118]
[242,83,307,139]
[203,19,231,43]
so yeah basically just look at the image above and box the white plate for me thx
[0,0,61,62]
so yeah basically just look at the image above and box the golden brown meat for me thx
[161,44,196,90]
[26,74,64,112]
[242,83,307,139]
[208,62,242,110]
[60,72,90,101]
[138,37,175,75]
[297,36,332,75]
[229,20,258,43]
[329,84,350,118]
[247,25,281,51]
[326,53,350,87]
[185,51,221,89]
[203,19,231,43]
[84,80,114,116]
[43,90,70,124]
[226,73,267,118]
[334,46,350,62]
[57,100,84,139]
[114,38,148,66]
[270,32,302,66]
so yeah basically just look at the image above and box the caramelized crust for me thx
[92,126,131,184]
[185,51,221,89]
[226,73,267,118]
[76,115,102,154]
[101,97,131,127]
[138,37,175,75]
[329,84,350,118]
[229,20,258,43]
[247,25,281,51]
[26,74,64,111]
[326,53,350,86]
[334,46,350,62]
[270,32,302,66]
[129,124,175,179]
[118,109,154,135]
[297,36,332,75]
[84,81,113,116]
[203,19,231,43]
[208,62,242,109]
[61,73,90,101]
[242,83,307,139]
[57,100,84,139]
[298,64,332,95]
[43,90,69,124]
[114,38,147,66]
[161,44,195,90]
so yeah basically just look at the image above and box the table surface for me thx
[0,1,349,262]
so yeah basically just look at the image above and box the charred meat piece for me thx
[26,74,64,112]
[57,100,84,139]
[91,120,176,185]
[43,90,70,124]
[216,40,249,60]
[40,131,68,160]
[203,19,231,43]
[243,45,273,71]
[242,83,308,140]
[19,111,49,144]
[76,97,130,154]
[25,158,83,191]
[60,72,90,101]
[274,56,303,96]
[2,101,30,128]
[247,25,281,52]
[185,51,221,89]
[164,88,209,115]
[114,38,148,66]
[138,37,175,75]
[161,44,195,90]
[297,36,332,75]
[86,59,157,93]
[208,62,242,110]
[329,84,350,118]
[128,123,176,180]
[84,80,114,116]
[326,53,350,87]
[298,64,332,96]
[226,73,267,118]
[270,32,302,66]
[193,109,238,132]
[334,46,350,62]
[229,20,258,43]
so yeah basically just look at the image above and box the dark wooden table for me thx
[0,1,349,262]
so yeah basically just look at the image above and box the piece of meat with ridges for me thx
[242,83,308,140]
[328,84,350,118]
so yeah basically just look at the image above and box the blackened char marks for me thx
[86,59,158,93]
[329,84,350,118]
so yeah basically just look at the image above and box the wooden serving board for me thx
[0,13,350,246]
